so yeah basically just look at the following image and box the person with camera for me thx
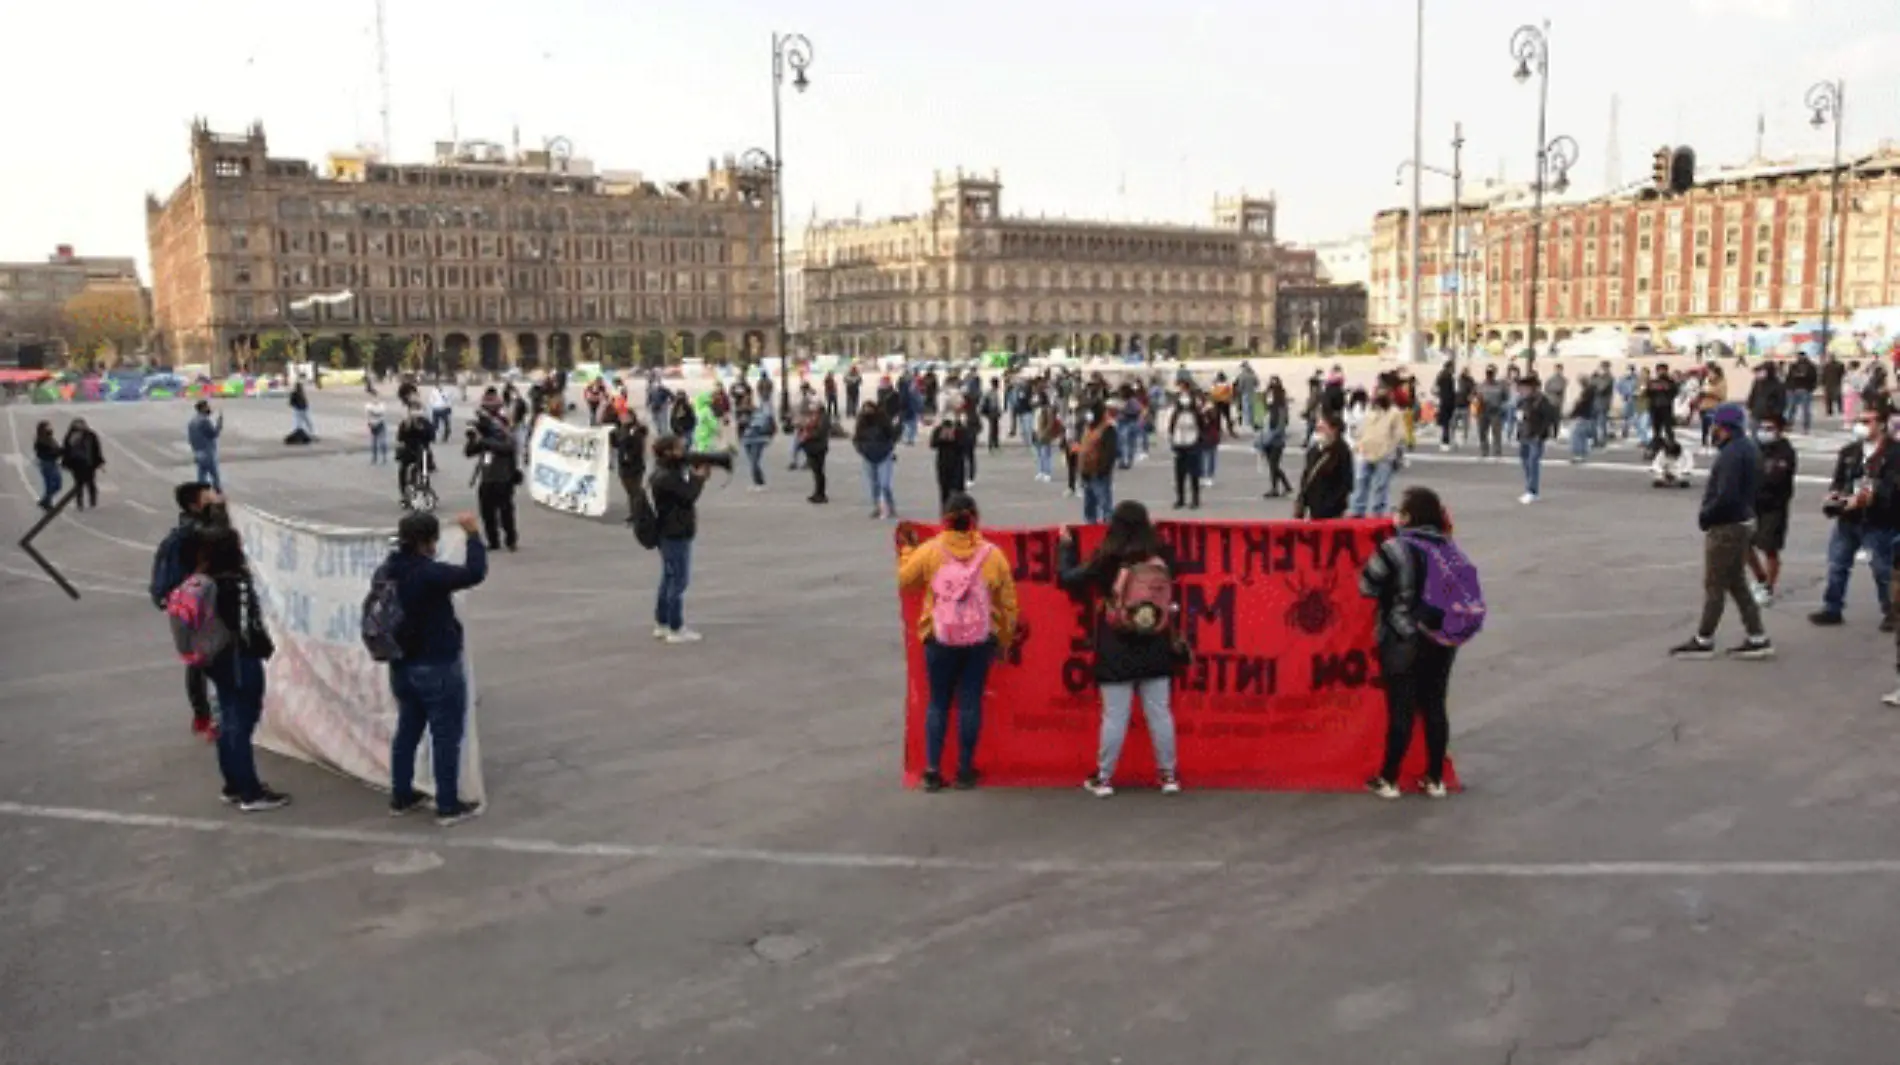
[650,437,710,644]
[464,409,520,552]
[613,406,651,516]
[1812,400,1900,630]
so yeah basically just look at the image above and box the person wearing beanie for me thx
[1671,403,1773,660]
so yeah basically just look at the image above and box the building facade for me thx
[0,246,148,363]
[1275,283,1368,352]
[1369,147,1900,349]
[801,170,1292,360]
[1295,233,1373,288]
[146,121,779,373]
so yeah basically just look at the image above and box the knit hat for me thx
[1711,403,1748,431]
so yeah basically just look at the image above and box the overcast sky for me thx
[7,0,1896,278]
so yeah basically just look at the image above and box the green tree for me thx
[256,330,297,367]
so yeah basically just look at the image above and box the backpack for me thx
[360,562,409,662]
[150,525,191,610]
[929,543,996,647]
[630,487,661,550]
[1399,532,1486,647]
[166,574,232,665]
[1107,556,1174,634]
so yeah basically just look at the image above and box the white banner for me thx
[528,417,613,517]
[232,505,485,803]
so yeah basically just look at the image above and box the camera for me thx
[682,451,734,472]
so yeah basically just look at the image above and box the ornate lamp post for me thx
[1807,80,1845,358]
[767,32,813,421]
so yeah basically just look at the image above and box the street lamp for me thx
[1396,120,1467,371]
[1806,79,1845,359]
[1510,21,1550,366]
[768,31,813,421]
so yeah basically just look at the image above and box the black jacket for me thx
[1787,358,1819,391]
[854,413,897,464]
[612,423,649,480]
[464,424,517,486]
[649,463,703,541]
[1518,394,1560,441]
[930,422,967,480]
[33,435,63,463]
[1699,435,1762,530]
[380,541,487,663]
[61,429,103,474]
[1821,359,1846,392]
[1057,540,1179,684]
[1746,378,1787,423]
[1645,376,1679,418]
[1297,439,1354,520]
[1756,437,1797,511]
[1828,441,1900,529]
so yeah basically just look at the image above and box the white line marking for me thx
[0,563,150,599]
[121,498,159,515]
[5,801,1900,879]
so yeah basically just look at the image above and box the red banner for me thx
[897,519,1460,792]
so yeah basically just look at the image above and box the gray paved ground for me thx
[3,386,1898,1065]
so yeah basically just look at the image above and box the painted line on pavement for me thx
[5,800,1900,880]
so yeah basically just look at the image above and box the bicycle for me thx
[400,449,439,513]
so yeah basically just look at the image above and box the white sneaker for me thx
[664,628,704,644]
[1751,583,1774,607]
[653,625,669,641]
[1063,488,1075,498]
[967,477,977,486]
[1201,478,1215,488]
[1420,779,1449,799]
[1883,686,1900,708]
[1518,492,1537,505]
[1083,776,1114,798]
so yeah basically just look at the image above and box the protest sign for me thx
[233,505,485,802]
[528,418,613,517]
[895,519,1458,792]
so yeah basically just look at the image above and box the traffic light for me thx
[1652,146,1673,191]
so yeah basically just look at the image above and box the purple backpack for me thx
[1399,531,1486,647]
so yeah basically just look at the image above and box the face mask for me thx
[1316,432,1335,447]
[1855,423,1873,441]
[1758,429,1779,443]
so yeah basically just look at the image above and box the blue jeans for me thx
[1034,442,1055,479]
[656,537,692,631]
[923,638,996,773]
[292,409,315,436]
[207,652,266,801]
[1822,522,1894,618]
[1569,419,1593,460]
[1592,409,1610,446]
[194,451,221,492]
[901,416,919,445]
[1202,446,1219,480]
[1097,677,1178,779]
[369,424,389,464]
[743,440,767,486]
[1621,398,1636,437]
[388,657,470,812]
[1350,456,1395,516]
[1083,475,1114,523]
[1016,412,1035,443]
[36,458,60,506]
[432,409,452,441]
[1116,423,1140,469]
[1786,389,1813,433]
[861,456,896,514]
[1519,438,1545,496]
[1634,410,1652,445]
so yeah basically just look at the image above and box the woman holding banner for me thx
[1058,502,1182,797]
[896,493,1019,792]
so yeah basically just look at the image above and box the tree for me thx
[61,285,146,360]
[256,330,297,367]
[666,333,684,365]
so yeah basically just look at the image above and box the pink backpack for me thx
[930,543,996,647]
[1108,556,1175,634]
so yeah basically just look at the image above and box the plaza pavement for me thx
[1,386,1897,1065]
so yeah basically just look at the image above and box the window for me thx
[1638,235,1652,253]
[1757,223,1772,242]
[1724,249,1739,267]
[1694,252,1709,269]
[1695,229,1710,248]
[1753,291,1772,311]
[233,264,251,285]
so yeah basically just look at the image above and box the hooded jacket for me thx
[896,528,1019,646]
[379,540,487,663]
[1058,540,1178,683]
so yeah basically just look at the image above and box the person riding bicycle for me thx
[395,402,437,508]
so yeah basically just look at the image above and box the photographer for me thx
[1812,401,1898,629]
[650,437,709,644]
[464,410,520,552]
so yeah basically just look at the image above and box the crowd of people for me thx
[121,344,1900,821]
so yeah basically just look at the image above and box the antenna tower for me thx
[1604,94,1622,193]
[375,0,393,159]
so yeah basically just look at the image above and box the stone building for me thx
[801,170,1295,360]
[146,121,779,373]
[1369,145,1900,350]
[0,246,148,363]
